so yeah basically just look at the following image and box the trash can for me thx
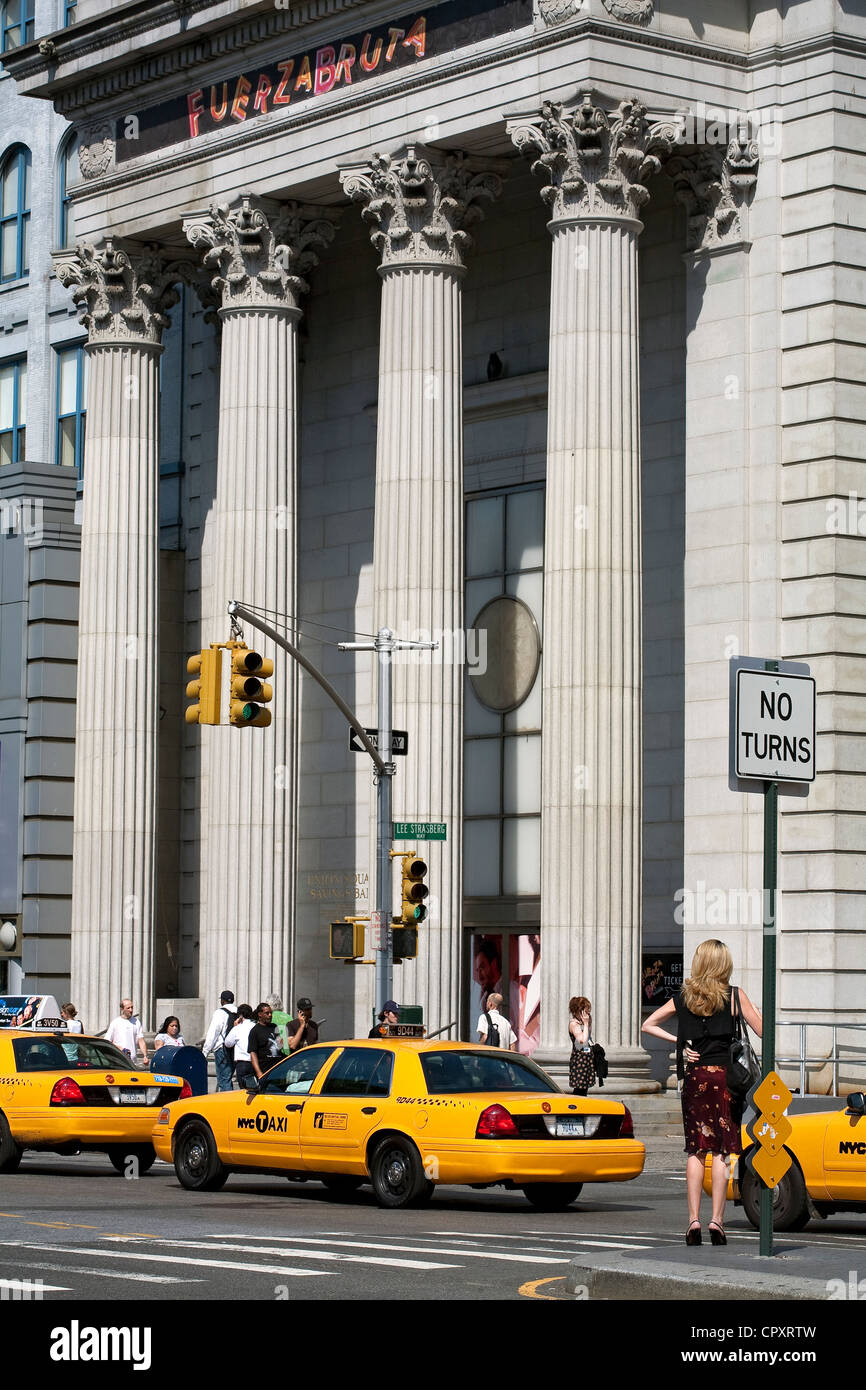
[151,1044,208,1096]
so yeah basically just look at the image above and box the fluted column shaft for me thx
[374,263,464,1032]
[71,342,161,1029]
[202,305,298,1007]
[539,215,643,1065]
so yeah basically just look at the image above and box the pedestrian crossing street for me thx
[0,1225,697,1297]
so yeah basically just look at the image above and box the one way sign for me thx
[349,727,408,756]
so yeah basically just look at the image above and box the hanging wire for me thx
[230,600,378,648]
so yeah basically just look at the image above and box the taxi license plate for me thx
[555,1118,586,1137]
[118,1090,147,1104]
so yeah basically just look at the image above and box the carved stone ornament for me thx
[38,37,58,61]
[183,194,337,312]
[77,122,116,182]
[53,241,182,347]
[537,0,584,24]
[508,93,678,223]
[667,135,759,251]
[339,145,503,271]
[601,0,653,23]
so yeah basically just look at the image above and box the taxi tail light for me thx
[50,1077,86,1106]
[476,1104,519,1138]
[619,1106,634,1138]
[180,1080,192,1100]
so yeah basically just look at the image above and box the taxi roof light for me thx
[475,1103,519,1138]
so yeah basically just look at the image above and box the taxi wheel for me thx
[741,1159,809,1231]
[521,1183,583,1210]
[0,1115,22,1174]
[369,1136,427,1209]
[174,1121,228,1192]
[107,1144,156,1176]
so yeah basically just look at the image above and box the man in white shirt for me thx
[476,993,517,1051]
[203,990,237,1091]
[105,998,147,1064]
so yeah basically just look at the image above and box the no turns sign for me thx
[733,665,816,786]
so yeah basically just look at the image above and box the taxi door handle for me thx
[285,1102,305,1112]
[362,1106,377,1115]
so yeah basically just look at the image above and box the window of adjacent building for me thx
[64,0,77,24]
[463,485,544,898]
[1,146,31,283]
[0,0,35,52]
[56,344,87,474]
[59,131,80,248]
[0,356,26,465]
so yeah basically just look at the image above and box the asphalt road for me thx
[1,1151,864,1305]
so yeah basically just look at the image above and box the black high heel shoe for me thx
[685,1222,702,1246]
[708,1222,727,1246]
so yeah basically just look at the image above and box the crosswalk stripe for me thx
[0,1278,70,1294]
[204,1234,572,1264]
[103,1236,459,1272]
[0,1241,325,1279]
[2,1259,204,1285]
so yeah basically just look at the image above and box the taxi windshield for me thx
[420,1050,561,1095]
[12,1037,141,1071]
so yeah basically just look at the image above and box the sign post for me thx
[729,656,816,1257]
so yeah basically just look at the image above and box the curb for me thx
[565,1254,829,1301]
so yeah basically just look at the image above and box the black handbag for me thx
[591,1042,608,1088]
[727,988,761,1096]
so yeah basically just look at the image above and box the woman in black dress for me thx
[642,939,762,1246]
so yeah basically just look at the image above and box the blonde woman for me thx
[642,940,762,1247]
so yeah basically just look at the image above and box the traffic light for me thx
[392,922,418,963]
[400,855,428,925]
[186,646,222,725]
[229,645,273,728]
[330,919,366,960]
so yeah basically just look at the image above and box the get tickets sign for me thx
[115,0,532,163]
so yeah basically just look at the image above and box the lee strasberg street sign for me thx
[393,822,447,841]
[735,669,816,783]
[349,727,408,755]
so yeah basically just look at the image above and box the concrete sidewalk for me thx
[564,1251,832,1301]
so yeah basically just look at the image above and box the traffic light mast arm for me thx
[227,600,387,774]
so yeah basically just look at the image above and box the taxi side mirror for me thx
[244,1075,260,1092]
[845,1092,866,1116]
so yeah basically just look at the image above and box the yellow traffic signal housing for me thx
[330,919,366,960]
[392,923,418,963]
[400,855,428,925]
[229,645,274,728]
[186,647,222,725]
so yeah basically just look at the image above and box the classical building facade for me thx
[3,0,864,1084]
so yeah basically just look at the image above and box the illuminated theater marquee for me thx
[115,0,532,163]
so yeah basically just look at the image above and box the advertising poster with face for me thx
[470,934,540,1054]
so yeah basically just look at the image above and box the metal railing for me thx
[776,1019,866,1096]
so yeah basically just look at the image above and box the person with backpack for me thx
[203,990,237,1092]
[476,992,516,1051]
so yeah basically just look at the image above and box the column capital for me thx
[183,193,338,314]
[508,92,678,225]
[53,240,180,348]
[339,144,504,273]
[667,135,760,253]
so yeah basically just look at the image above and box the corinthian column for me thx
[509,96,675,1086]
[55,241,178,1030]
[340,147,502,1032]
[184,195,335,1009]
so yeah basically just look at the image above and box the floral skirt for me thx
[569,1046,595,1093]
[681,1065,743,1156]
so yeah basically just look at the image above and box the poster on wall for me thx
[469,933,540,1055]
[641,953,683,1006]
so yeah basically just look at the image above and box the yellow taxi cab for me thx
[153,1036,645,1209]
[0,1028,191,1174]
[704,1092,866,1230]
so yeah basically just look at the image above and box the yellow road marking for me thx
[0,1213,100,1229]
[519,1276,568,1300]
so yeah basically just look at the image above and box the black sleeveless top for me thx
[673,988,736,1079]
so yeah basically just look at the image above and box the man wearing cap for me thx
[203,990,237,1091]
[369,1001,400,1038]
[287,997,319,1052]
